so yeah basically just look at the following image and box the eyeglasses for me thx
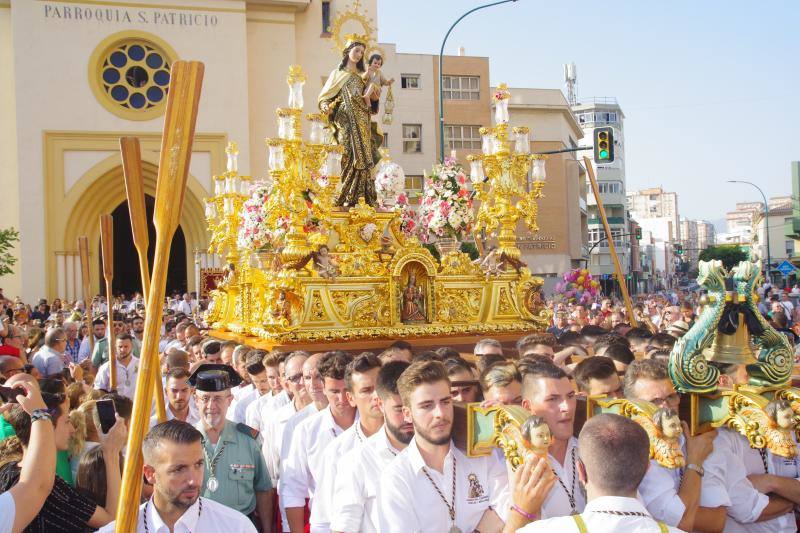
[195,394,231,405]
[3,367,24,377]
[648,393,680,406]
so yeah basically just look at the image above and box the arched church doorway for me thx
[97,195,187,298]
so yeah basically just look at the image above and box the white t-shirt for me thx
[97,496,256,532]
[0,492,14,533]
[377,438,509,533]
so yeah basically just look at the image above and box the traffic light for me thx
[674,243,683,256]
[593,127,614,164]
[634,227,642,240]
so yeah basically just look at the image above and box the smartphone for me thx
[0,385,23,403]
[96,399,117,434]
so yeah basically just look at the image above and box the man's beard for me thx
[414,420,451,446]
[385,418,414,445]
[160,484,198,511]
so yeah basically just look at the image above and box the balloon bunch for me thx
[554,268,600,304]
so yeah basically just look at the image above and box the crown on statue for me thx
[344,32,369,50]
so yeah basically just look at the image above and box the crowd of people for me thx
[0,281,798,533]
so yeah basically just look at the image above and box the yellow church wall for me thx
[0,3,22,298]
[9,0,251,301]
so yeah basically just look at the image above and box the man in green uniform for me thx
[190,363,275,532]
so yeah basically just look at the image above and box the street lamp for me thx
[728,179,772,283]
[438,0,518,162]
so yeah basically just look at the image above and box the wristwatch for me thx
[685,463,704,477]
[30,408,53,423]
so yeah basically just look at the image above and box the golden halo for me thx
[329,0,376,54]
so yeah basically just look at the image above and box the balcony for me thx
[588,216,626,225]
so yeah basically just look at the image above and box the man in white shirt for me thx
[378,360,509,533]
[93,333,140,399]
[514,413,682,532]
[232,353,271,423]
[331,360,414,533]
[149,368,200,428]
[172,293,197,316]
[98,419,256,533]
[707,421,798,532]
[282,351,355,532]
[519,361,586,517]
[263,351,314,531]
[311,352,384,532]
[247,351,289,431]
[623,359,728,531]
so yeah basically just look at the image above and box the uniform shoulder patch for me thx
[236,422,259,439]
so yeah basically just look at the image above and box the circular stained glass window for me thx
[89,33,177,121]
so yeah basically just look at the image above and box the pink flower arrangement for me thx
[396,193,420,238]
[553,268,600,304]
[237,184,286,251]
[418,157,474,243]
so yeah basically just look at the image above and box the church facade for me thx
[1,0,377,302]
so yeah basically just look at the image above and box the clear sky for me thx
[377,0,799,225]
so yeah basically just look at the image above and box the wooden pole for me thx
[77,236,95,352]
[116,60,204,533]
[583,156,638,328]
[99,214,117,389]
[120,136,167,423]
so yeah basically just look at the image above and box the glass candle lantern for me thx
[513,127,530,154]
[288,81,304,109]
[268,143,285,171]
[309,115,325,144]
[469,157,484,184]
[532,158,547,182]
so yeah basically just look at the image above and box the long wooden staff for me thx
[99,214,117,390]
[116,60,204,532]
[77,236,94,352]
[120,136,167,423]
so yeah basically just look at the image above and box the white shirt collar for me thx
[407,436,454,474]
[583,495,652,516]
[145,496,202,532]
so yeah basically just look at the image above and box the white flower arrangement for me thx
[418,157,474,243]
[375,158,406,209]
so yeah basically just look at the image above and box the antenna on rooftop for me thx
[564,62,577,106]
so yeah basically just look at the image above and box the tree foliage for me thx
[0,228,19,277]
[698,244,749,270]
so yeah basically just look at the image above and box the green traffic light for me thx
[599,150,609,159]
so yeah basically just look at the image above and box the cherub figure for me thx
[474,246,504,279]
[312,245,339,279]
[362,53,394,115]
[764,399,798,458]
[270,291,291,324]
[520,415,552,458]
[646,407,685,469]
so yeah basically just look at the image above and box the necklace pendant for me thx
[207,476,219,492]
[448,527,461,533]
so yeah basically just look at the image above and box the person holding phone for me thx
[0,376,56,533]
[0,375,128,532]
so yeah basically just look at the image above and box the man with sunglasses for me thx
[0,356,24,381]
[623,359,726,531]
[259,351,312,529]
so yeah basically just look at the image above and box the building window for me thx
[405,175,423,191]
[444,125,481,150]
[402,124,422,153]
[89,32,177,121]
[597,181,622,195]
[787,240,795,257]
[321,1,331,34]
[442,75,479,100]
[401,74,420,89]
